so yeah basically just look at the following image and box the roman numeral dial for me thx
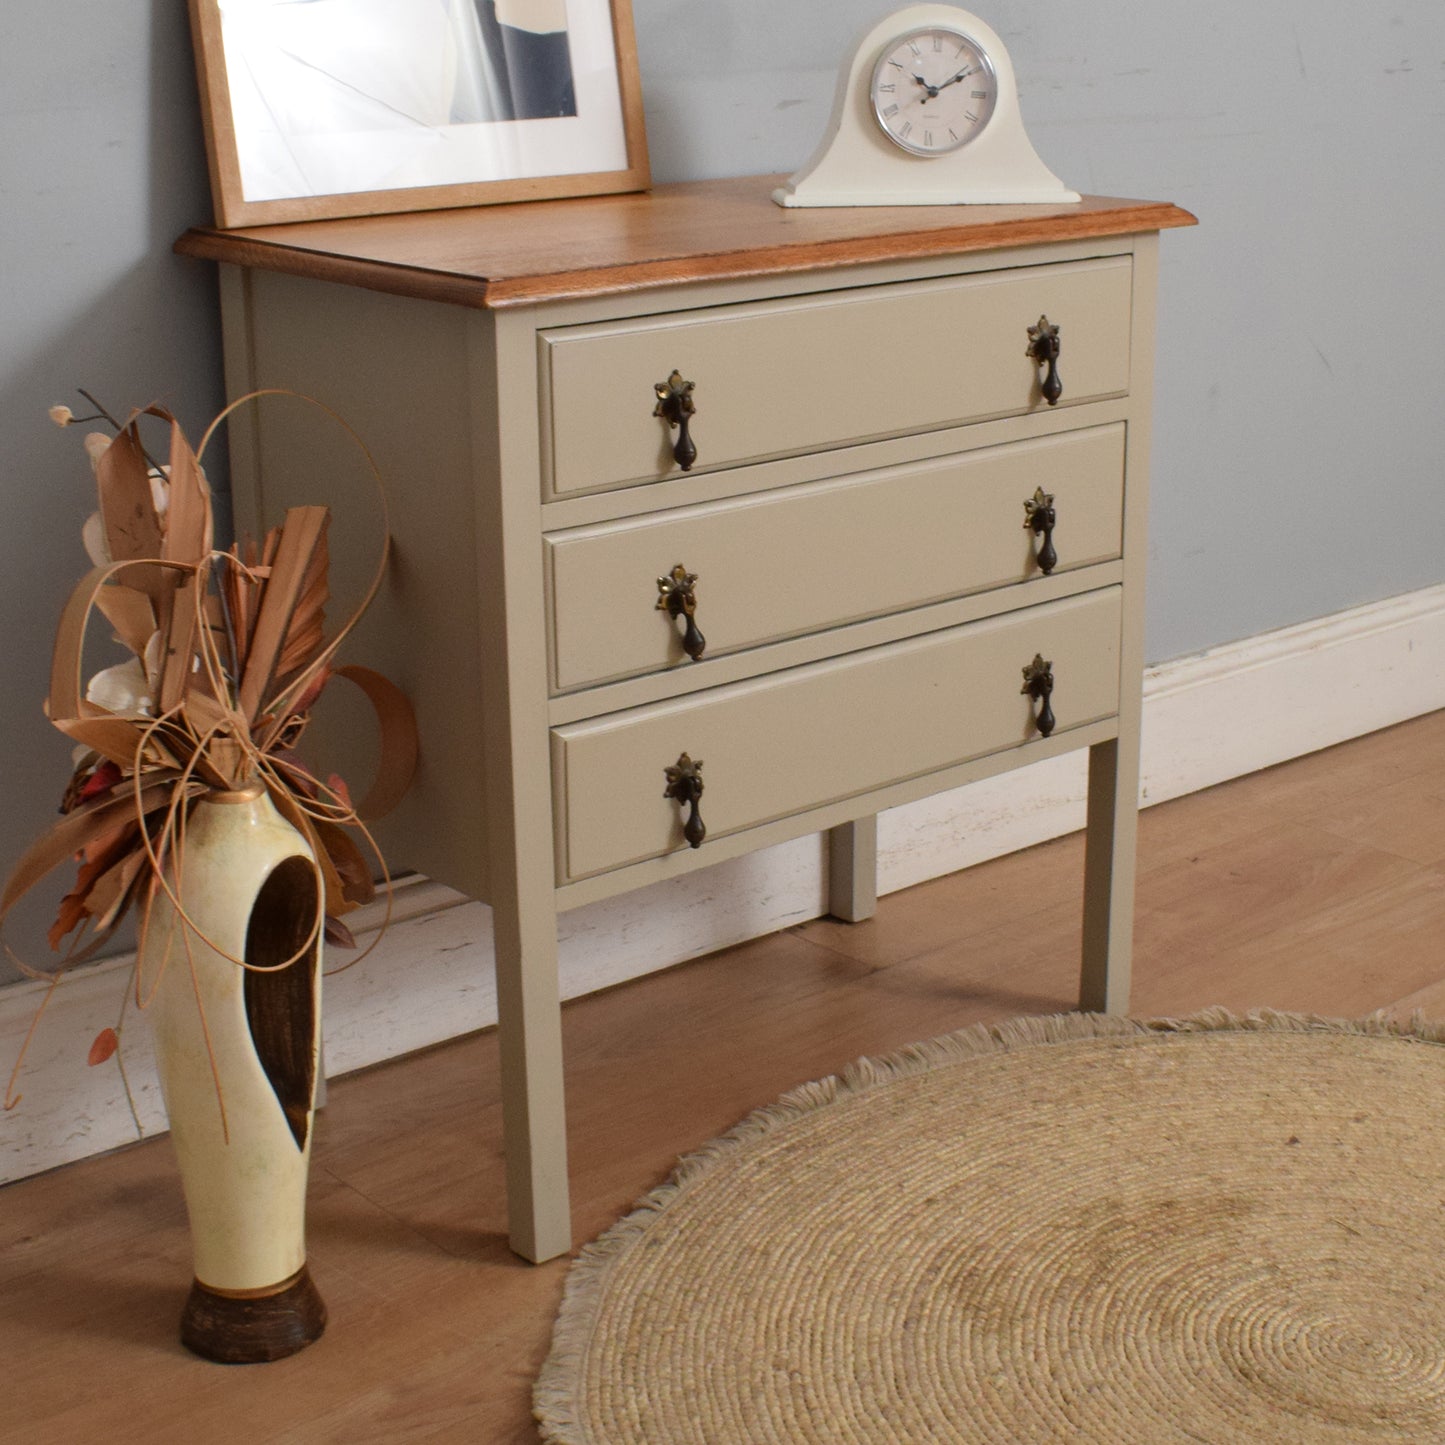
[869,25,998,157]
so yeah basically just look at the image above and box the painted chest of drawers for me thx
[179,179,1196,1262]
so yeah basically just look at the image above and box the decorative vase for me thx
[143,781,326,1363]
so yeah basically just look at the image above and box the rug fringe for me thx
[532,1006,1445,1442]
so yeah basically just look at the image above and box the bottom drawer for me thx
[552,588,1122,883]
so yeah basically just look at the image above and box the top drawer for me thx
[541,255,1133,498]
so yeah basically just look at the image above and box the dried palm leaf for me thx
[3,392,418,1108]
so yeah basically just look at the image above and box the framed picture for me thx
[188,0,649,228]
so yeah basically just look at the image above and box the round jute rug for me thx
[534,1010,1445,1444]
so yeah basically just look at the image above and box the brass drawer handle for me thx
[664,753,707,848]
[657,563,706,661]
[1023,486,1058,575]
[654,370,698,471]
[1026,316,1063,406]
[1022,654,1056,737]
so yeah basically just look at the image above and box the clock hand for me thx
[935,66,974,92]
[910,72,941,99]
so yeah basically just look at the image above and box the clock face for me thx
[869,26,998,157]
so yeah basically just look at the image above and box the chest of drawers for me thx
[179,179,1195,1261]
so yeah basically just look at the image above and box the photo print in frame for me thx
[189,0,649,227]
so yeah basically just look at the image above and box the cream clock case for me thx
[774,4,1079,208]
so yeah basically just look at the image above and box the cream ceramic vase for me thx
[144,782,326,1362]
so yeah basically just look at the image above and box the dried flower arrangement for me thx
[1,392,416,1110]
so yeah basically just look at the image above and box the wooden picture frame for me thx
[188,0,649,229]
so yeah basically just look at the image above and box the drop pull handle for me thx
[1023,487,1058,575]
[1022,654,1056,738]
[1027,316,1063,406]
[656,564,706,661]
[664,753,707,848]
[654,370,698,471]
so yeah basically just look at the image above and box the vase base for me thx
[180,1264,327,1363]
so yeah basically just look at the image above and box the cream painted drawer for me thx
[553,588,1121,882]
[543,256,1133,497]
[546,423,1125,692]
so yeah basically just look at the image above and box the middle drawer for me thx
[546,423,1125,692]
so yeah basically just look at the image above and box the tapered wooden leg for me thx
[1079,737,1141,1015]
[492,889,572,1263]
[473,308,575,1264]
[828,816,878,923]
[1081,227,1156,1015]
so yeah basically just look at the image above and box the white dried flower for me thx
[85,657,153,717]
[147,466,170,520]
[143,630,165,690]
[81,511,110,567]
[49,405,74,427]
[83,432,111,476]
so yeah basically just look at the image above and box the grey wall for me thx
[635,0,1445,662]
[0,2,224,975]
[1,0,1442,982]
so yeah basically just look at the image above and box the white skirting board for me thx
[5,582,1445,1184]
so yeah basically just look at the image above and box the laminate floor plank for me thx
[1200,710,1445,820]
[801,830,1085,970]
[1292,775,1445,868]
[4,712,1444,1442]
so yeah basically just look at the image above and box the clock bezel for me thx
[869,24,999,158]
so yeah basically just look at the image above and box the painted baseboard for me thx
[5,583,1445,1184]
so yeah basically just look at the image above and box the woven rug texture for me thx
[535,1009,1445,1444]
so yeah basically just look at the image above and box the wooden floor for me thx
[5,712,1445,1443]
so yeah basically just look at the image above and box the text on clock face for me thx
[870,26,999,156]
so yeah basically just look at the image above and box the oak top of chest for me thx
[176,175,1195,312]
